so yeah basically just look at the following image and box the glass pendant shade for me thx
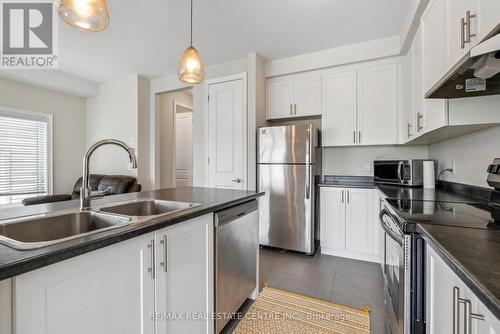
[178,45,205,84]
[57,0,110,32]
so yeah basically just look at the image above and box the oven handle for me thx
[379,209,404,246]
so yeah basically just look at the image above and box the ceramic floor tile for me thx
[259,248,287,270]
[268,270,334,301]
[276,253,336,282]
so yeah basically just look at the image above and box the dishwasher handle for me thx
[215,200,258,227]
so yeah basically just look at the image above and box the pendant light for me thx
[178,0,205,84]
[57,0,110,32]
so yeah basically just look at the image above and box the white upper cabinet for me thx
[321,60,400,147]
[422,0,448,93]
[266,80,294,119]
[447,0,478,66]
[294,76,322,117]
[357,64,399,145]
[322,71,357,146]
[266,73,321,120]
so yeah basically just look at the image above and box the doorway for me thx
[157,88,193,188]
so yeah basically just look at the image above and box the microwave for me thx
[374,160,430,186]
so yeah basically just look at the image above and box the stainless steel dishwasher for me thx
[215,200,258,334]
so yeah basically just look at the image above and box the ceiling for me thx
[56,0,411,82]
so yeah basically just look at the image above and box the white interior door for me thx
[175,109,193,187]
[208,77,246,189]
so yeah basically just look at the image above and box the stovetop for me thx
[386,198,500,232]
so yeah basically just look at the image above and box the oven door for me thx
[380,209,410,334]
[374,161,405,185]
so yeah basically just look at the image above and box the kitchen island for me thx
[0,187,263,334]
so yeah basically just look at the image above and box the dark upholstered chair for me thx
[21,174,141,206]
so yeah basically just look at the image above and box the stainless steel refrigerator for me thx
[258,124,319,255]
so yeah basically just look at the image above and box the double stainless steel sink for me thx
[0,199,200,250]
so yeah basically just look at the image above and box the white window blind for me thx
[0,110,49,204]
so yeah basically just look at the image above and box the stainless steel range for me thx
[379,202,425,334]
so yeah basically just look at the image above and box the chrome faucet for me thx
[81,139,138,210]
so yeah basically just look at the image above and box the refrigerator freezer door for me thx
[258,164,315,253]
[258,125,314,164]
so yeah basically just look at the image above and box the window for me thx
[0,108,52,205]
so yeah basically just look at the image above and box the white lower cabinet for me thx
[14,233,156,334]
[155,214,214,334]
[426,243,500,333]
[320,187,378,262]
[13,214,214,334]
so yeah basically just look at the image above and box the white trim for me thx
[265,35,401,78]
[0,105,54,196]
[205,72,248,190]
[320,247,381,264]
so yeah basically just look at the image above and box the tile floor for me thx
[257,247,387,333]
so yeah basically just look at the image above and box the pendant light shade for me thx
[178,0,205,84]
[57,0,110,32]
[178,46,205,84]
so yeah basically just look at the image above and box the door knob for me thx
[232,178,241,183]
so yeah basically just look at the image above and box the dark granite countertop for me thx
[417,224,500,319]
[0,187,263,281]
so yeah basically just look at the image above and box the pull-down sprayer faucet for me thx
[80,139,138,210]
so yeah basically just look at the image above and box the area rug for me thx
[233,283,371,334]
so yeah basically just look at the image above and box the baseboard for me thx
[321,247,381,264]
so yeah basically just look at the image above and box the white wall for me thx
[157,90,193,188]
[86,75,152,189]
[247,52,267,190]
[323,145,429,176]
[86,76,138,178]
[0,77,87,194]
[429,126,500,188]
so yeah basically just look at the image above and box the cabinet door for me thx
[448,0,478,67]
[322,71,357,146]
[155,214,214,334]
[413,26,425,136]
[477,0,500,42]
[414,25,449,135]
[426,244,477,334]
[345,188,374,256]
[266,79,294,120]
[422,0,448,93]
[14,234,155,334]
[294,76,321,117]
[320,187,346,251]
[357,64,398,145]
[373,190,384,266]
[401,44,415,142]
[476,301,500,334]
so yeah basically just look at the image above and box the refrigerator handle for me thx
[305,164,310,200]
[305,127,311,199]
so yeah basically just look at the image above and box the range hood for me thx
[427,32,500,99]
